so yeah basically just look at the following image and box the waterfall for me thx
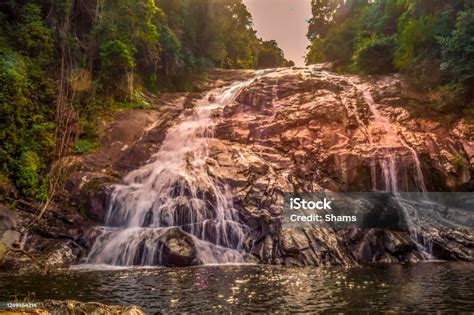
[83,66,437,267]
[86,76,261,266]
[356,84,433,258]
[317,69,435,258]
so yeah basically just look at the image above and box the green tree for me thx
[0,3,55,199]
[440,8,474,86]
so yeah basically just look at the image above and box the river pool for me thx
[0,263,473,313]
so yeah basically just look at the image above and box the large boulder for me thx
[157,228,199,267]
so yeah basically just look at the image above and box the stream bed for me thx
[1,263,473,313]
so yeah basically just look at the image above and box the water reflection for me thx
[0,263,473,313]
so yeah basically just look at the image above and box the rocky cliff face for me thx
[206,66,473,265]
[2,66,472,271]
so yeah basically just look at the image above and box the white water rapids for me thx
[86,75,262,266]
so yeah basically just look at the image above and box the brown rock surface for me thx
[207,66,473,265]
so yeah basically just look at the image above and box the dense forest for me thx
[0,0,292,203]
[306,0,473,114]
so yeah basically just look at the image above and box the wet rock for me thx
[87,182,113,221]
[6,239,81,273]
[1,230,21,248]
[250,235,275,264]
[0,206,20,249]
[430,229,473,261]
[0,200,100,273]
[157,228,199,267]
[345,229,418,263]
[45,240,79,268]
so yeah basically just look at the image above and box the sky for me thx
[243,0,312,66]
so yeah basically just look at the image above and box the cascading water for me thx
[317,69,427,195]
[86,76,261,266]
[355,83,432,258]
[358,85,427,191]
[318,65,433,257]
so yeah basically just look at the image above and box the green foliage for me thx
[324,20,357,70]
[440,8,474,85]
[99,40,137,98]
[15,151,48,200]
[114,100,153,110]
[394,15,438,71]
[0,49,29,169]
[0,3,55,200]
[80,120,100,140]
[165,0,292,89]
[352,36,396,74]
[73,139,97,155]
[305,38,326,65]
[435,83,471,114]
[24,122,56,163]
[257,40,292,68]
[307,0,345,39]
[100,40,136,70]
[451,154,467,173]
[90,0,292,95]
[14,3,53,65]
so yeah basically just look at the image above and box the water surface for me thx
[1,263,473,313]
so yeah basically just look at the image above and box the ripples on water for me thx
[0,263,473,313]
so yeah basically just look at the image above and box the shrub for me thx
[305,38,325,65]
[352,36,396,74]
[15,151,47,199]
[451,154,467,173]
[73,139,97,155]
